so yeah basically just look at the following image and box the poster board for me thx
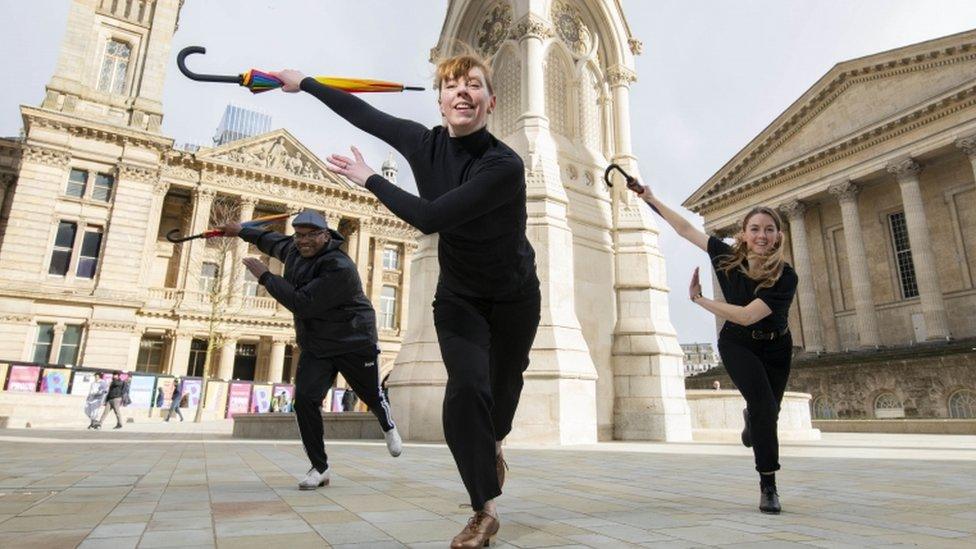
[226,381,252,418]
[251,384,273,413]
[6,365,41,392]
[272,384,294,413]
[39,368,70,394]
[127,375,156,409]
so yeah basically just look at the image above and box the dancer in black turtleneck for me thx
[273,55,539,547]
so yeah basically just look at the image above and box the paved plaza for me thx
[0,423,973,548]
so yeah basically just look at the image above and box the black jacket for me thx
[107,379,123,400]
[239,227,377,358]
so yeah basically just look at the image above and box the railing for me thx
[145,288,283,316]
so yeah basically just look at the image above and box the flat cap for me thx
[292,210,329,230]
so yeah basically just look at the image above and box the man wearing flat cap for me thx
[222,210,401,490]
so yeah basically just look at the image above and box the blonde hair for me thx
[433,51,494,95]
[716,206,786,293]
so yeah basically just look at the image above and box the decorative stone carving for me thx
[567,164,578,180]
[88,320,138,331]
[213,136,329,181]
[0,314,32,324]
[22,145,70,167]
[956,135,976,157]
[828,179,859,202]
[476,3,512,56]
[606,65,637,86]
[628,38,644,56]
[509,14,554,41]
[551,0,592,55]
[886,157,922,180]
[584,171,594,187]
[153,180,171,196]
[119,163,159,183]
[779,199,807,220]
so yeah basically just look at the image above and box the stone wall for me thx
[686,339,976,419]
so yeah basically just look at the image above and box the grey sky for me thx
[2,1,975,349]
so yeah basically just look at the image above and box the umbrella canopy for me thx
[178,46,424,95]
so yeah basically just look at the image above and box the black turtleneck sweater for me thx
[300,77,537,298]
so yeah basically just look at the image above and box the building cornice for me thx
[21,106,174,152]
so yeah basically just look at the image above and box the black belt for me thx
[724,324,790,341]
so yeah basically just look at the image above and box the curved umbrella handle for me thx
[604,163,662,216]
[165,228,225,243]
[177,46,242,84]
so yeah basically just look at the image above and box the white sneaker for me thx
[298,467,329,490]
[384,427,402,457]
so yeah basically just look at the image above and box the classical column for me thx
[139,180,171,286]
[399,243,416,333]
[0,173,14,213]
[828,180,881,348]
[955,136,976,263]
[887,158,950,340]
[354,220,372,288]
[780,201,825,353]
[177,187,216,290]
[233,196,258,301]
[608,62,691,442]
[370,237,387,309]
[49,324,66,364]
[267,336,287,383]
[217,337,237,380]
[166,330,193,376]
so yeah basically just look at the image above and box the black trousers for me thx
[434,282,541,511]
[717,325,793,473]
[294,346,395,473]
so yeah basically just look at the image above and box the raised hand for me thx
[326,146,376,187]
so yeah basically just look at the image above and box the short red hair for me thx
[434,54,494,95]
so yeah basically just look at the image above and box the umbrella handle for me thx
[603,163,662,216]
[177,46,242,84]
[165,228,225,243]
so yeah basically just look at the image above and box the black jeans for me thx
[717,324,793,473]
[434,281,541,511]
[294,347,395,473]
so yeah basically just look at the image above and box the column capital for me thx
[955,135,976,157]
[153,180,171,196]
[238,196,259,208]
[779,200,807,220]
[828,180,859,203]
[192,186,217,201]
[509,14,554,41]
[628,38,644,56]
[886,157,922,181]
[270,335,289,345]
[606,65,638,87]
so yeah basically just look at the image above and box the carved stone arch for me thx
[436,0,515,60]
[487,42,522,139]
[578,60,603,152]
[544,41,576,139]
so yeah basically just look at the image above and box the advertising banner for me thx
[226,381,252,418]
[70,371,98,395]
[182,378,203,409]
[39,368,70,394]
[251,384,273,413]
[127,375,156,409]
[271,384,294,413]
[6,365,41,392]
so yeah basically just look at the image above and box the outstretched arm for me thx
[273,69,429,155]
[327,148,522,235]
[633,186,709,252]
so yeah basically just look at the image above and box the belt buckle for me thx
[751,330,762,340]
[751,329,772,340]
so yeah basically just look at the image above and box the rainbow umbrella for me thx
[178,46,424,94]
[166,212,297,243]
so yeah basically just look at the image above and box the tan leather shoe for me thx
[450,511,500,548]
[496,451,508,490]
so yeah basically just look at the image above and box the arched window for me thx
[488,47,521,139]
[873,392,904,419]
[812,396,836,419]
[948,389,976,419]
[98,39,131,94]
[544,48,572,138]
[578,67,601,152]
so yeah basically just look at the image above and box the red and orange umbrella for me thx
[166,212,296,243]
[177,46,424,94]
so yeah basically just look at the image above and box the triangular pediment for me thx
[685,28,976,210]
[199,129,354,189]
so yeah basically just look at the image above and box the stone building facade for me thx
[683,30,976,419]
[389,0,692,444]
[680,343,718,377]
[0,0,418,384]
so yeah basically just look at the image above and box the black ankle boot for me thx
[759,484,781,514]
[741,408,752,448]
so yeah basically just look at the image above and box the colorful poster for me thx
[6,365,41,392]
[127,375,156,409]
[70,371,97,395]
[39,369,70,394]
[272,384,294,413]
[156,377,175,408]
[330,388,345,412]
[251,384,273,413]
[226,381,252,418]
[182,378,203,409]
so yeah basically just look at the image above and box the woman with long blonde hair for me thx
[634,185,797,514]
[272,49,539,547]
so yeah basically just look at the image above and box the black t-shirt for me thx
[707,236,798,331]
[300,78,537,298]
